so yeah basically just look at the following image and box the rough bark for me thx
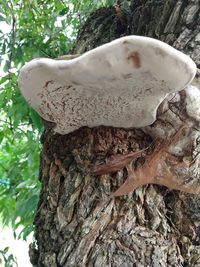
[30,1,200,266]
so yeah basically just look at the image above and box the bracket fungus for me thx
[19,36,196,135]
[19,36,200,196]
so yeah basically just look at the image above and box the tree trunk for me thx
[29,1,200,266]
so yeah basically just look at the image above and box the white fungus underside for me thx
[19,36,196,134]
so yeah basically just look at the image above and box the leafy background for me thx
[0,0,115,246]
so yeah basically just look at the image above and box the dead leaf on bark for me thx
[93,126,200,196]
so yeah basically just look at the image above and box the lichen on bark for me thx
[30,1,200,266]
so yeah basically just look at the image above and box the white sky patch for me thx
[0,55,8,78]
[55,3,75,39]
[0,21,11,34]
[43,35,49,43]
[0,21,11,77]
[55,16,63,27]
[54,16,74,39]
[66,24,74,38]
[53,16,73,39]
[0,225,33,267]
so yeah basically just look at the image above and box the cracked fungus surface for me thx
[19,36,196,134]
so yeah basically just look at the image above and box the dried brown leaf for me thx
[93,148,147,176]
[112,125,200,196]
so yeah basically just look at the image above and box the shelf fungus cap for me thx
[19,36,196,134]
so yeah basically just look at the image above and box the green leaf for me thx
[0,132,4,144]
[59,7,69,16]
[0,76,8,85]
[29,108,43,130]
[0,15,6,21]
[3,247,9,254]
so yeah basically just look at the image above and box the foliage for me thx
[0,0,115,239]
[0,246,18,267]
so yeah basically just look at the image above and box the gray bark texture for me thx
[30,1,200,266]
